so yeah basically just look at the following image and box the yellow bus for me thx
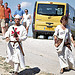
[32,1,75,39]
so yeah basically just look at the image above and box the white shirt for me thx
[23,13,31,23]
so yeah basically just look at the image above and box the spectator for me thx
[21,9,32,33]
[14,4,24,19]
[4,2,12,31]
[0,0,5,39]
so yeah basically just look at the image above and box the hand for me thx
[29,22,31,25]
[20,21,22,24]
[73,42,75,47]
[15,37,19,41]
[6,37,10,42]
[26,27,28,30]
[26,26,29,30]
[10,19,12,22]
[55,43,59,47]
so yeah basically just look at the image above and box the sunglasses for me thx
[25,11,27,12]
[18,6,20,7]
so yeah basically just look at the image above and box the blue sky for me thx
[3,0,75,36]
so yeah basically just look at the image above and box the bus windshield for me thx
[37,4,65,16]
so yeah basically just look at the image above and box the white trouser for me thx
[58,46,75,69]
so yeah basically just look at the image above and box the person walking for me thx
[0,0,5,39]
[14,4,24,19]
[21,9,32,33]
[5,15,27,74]
[4,2,12,31]
[54,15,75,74]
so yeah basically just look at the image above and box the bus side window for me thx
[73,17,75,23]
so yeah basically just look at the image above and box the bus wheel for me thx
[33,32,38,39]
[44,35,48,39]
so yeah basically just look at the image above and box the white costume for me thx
[54,25,75,69]
[5,24,27,72]
[23,13,31,27]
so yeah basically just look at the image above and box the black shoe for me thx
[14,72,18,75]
[64,68,70,71]
[9,71,14,73]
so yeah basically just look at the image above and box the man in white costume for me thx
[5,14,27,74]
[21,9,32,33]
[54,15,75,74]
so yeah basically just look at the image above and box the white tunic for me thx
[54,25,75,69]
[5,25,27,68]
[5,25,27,41]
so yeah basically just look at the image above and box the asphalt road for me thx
[0,36,75,75]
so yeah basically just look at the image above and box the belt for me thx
[64,43,72,51]
[9,41,19,47]
[9,41,21,43]
[9,41,18,43]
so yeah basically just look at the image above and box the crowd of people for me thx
[0,0,32,40]
[0,0,75,75]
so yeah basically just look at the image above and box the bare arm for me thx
[14,15,16,17]
[5,27,10,42]
[71,36,75,47]
[29,15,32,25]
[54,35,58,47]
[6,37,10,42]
[10,13,12,22]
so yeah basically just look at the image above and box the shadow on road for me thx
[18,67,40,75]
